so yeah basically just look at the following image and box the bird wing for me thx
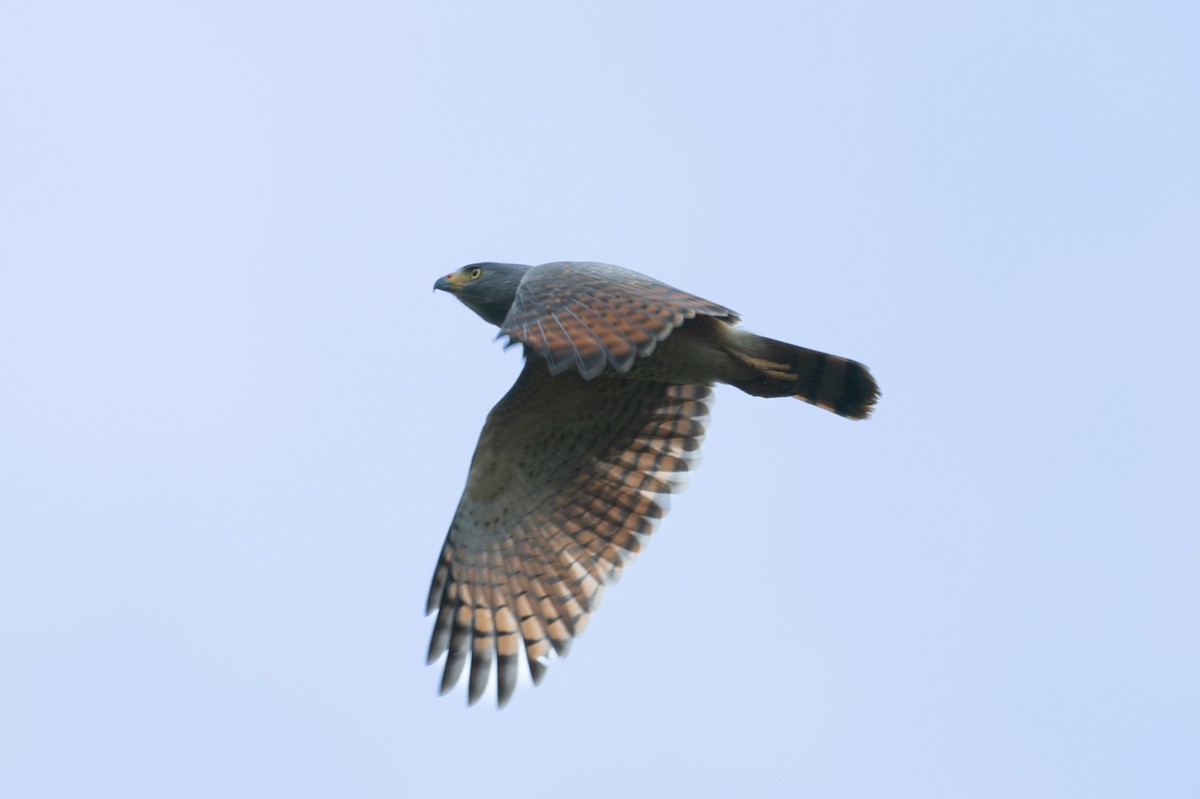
[500,262,738,380]
[426,360,713,706]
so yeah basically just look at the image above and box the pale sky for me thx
[2,2,1197,797]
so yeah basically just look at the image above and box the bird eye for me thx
[469,267,483,279]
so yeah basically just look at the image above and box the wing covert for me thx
[501,262,737,380]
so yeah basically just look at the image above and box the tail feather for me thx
[727,333,879,419]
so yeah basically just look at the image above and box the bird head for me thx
[433,262,531,326]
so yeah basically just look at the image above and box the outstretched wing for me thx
[500,262,738,380]
[426,361,713,706]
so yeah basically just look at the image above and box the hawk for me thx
[428,261,878,706]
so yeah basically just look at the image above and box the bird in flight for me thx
[428,261,878,706]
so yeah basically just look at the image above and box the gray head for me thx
[433,262,532,327]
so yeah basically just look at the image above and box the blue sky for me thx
[2,2,1197,797]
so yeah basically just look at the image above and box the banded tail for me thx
[726,331,879,419]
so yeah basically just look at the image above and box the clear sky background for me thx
[2,2,1197,797]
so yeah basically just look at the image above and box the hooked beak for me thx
[433,274,455,293]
